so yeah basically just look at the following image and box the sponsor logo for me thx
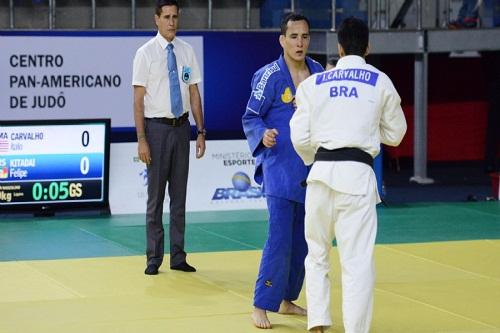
[253,62,280,101]
[211,151,255,167]
[132,156,148,186]
[139,169,148,186]
[232,171,251,191]
[212,171,264,201]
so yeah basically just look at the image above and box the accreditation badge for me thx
[182,66,191,83]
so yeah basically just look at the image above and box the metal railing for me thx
[5,0,460,30]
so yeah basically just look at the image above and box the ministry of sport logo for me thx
[212,171,264,200]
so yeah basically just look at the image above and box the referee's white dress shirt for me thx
[132,32,202,119]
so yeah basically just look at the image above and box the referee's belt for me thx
[146,113,188,127]
[314,147,373,169]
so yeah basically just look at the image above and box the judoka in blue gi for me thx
[241,13,324,329]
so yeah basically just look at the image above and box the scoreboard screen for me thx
[0,119,110,213]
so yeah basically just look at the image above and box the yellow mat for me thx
[1,240,499,333]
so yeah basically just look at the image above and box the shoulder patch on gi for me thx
[281,87,294,103]
[247,92,266,114]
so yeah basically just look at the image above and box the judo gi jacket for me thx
[242,54,324,203]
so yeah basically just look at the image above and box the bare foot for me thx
[309,326,324,333]
[252,307,272,329]
[278,300,307,316]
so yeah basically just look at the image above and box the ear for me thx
[279,34,285,48]
[364,43,371,57]
[337,44,345,57]
[154,14,160,27]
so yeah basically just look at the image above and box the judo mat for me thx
[0,202,499,333]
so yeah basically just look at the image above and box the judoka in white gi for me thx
[290,17,407,333]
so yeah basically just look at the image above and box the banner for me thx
[0,34,204,127]
[109,140,266,214]
[0,31,283,138]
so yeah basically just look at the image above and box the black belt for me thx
[146,113,188,127]
[309,147,387,206]
[314,147,373,169]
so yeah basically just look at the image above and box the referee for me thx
[132,0,206,275]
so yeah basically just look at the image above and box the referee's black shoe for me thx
[170,262,196,272]
[144,264,159,275]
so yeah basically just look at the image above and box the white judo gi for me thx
[290,55,407,332]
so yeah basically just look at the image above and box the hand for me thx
[196,135,206,158]
[262,128,279,148]
[138,140,151,165]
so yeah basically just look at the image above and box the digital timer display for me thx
[0,119,110,212]
[32,181,83,201]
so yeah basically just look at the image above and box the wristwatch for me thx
[197,128,207,136]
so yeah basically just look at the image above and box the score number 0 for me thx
[80,130,90,175]
[31,129,91,201]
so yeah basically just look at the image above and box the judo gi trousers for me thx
[254,195,308,312]
[305,181,377,333]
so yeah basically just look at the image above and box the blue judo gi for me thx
[242,54,324,311]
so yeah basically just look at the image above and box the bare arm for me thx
[189,84,206,158]
[133,85,151,164]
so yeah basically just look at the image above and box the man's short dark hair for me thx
[337,17,369,57]
[155,0,179,16]
[280,13,310,35]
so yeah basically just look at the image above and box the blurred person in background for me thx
[449,0,482,28]
[326,56,338,70]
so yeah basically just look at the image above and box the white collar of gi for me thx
[156,32,178,50]
[336,55,366,68]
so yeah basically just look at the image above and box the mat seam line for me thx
[20,261,86,298]
[77,227,139,255]
[379,244,499,281]
[193,226,260,250]
[375,287,498,329]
